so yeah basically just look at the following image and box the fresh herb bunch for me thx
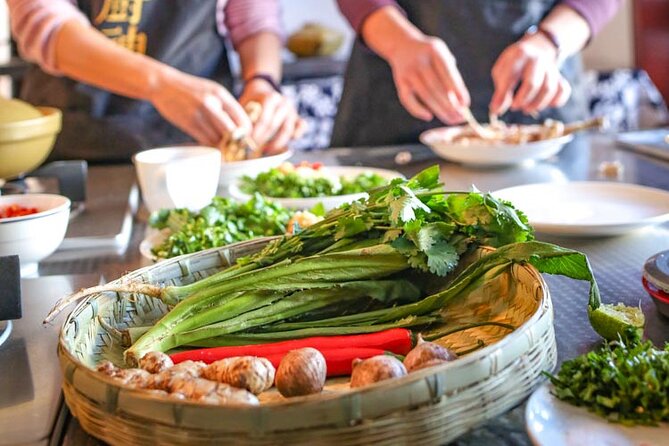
[545,329,669,426]
[148,194,291,259]
[240,165,388,198]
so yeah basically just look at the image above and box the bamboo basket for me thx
[58,239,556,445]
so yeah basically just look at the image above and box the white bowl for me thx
[219,149,294,189]
[133,146,221,213]
[229,166,403,210]
[0,194,70,275]
[420,125,573,167]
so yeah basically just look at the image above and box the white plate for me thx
[229,166,404,210]
[420,125,573,166]
[493,182,669,236]
[526,383,669,446]
[219,149,294,188]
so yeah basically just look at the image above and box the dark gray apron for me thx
[331,0,587,147]
[20,0,231,162]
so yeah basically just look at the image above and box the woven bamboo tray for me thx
[58,239,557,445]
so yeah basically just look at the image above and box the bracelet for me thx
[525,24,562,61]
[245,73,281,93]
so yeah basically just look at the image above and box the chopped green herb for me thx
[240,164,389,198]
[149,194,292,259]
[545,329,669,426]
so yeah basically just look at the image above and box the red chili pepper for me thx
[0,204,39,219]
[169,328,413,365]
[264,348,387,377]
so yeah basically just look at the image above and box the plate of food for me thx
[140,194,322,261]
[420,116,604,167]
[228,161,404,210]
[492,182,669,237]
[527,331,669,446]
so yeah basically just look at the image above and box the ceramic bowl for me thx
[420,125,573,167]
[0,103,62,180]
[0,194,71,275]
[133,146,221,213]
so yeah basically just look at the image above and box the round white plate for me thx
[493,182,669,236]
[420,125,573,166]
[219,149,294,188]
[229,166,404,210]
[526,383,668,446]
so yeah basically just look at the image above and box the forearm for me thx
[237,31,283,82]
[360,5,424,61]
[539,4,592,58]
[53,19,173,101]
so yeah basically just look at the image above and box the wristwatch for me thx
[525,24,562,62]
[245,73,282,93]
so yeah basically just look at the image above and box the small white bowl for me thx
[0,194,71,276]
[133,146,221,213]
[229,166,403,210]
[420,125,573,167]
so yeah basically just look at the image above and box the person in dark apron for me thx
[9,0,300,161]
[332,0,621,147]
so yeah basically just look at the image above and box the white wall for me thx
[0,0,11,98]
[582,0,635,71]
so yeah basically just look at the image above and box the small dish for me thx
[0,194,71,276]
[642,276,669,318]
[420,125,573,166]
[526,382,669,446]
[229,166,403,210]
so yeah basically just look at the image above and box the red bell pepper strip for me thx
[169,328,413,365]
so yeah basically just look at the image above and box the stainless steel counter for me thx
[26,133,669,445]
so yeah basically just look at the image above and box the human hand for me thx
[239,78,305,155]
[489,33,571,116]
[386,35,470,124]
[150,68,252,147]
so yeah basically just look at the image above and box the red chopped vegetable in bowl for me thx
[0,204,39,219]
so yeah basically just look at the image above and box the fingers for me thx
[251,94,282,145]
[395,77,433,121]
[201,94,237,140]
[511,59,544,111]
[550,76,571,108]
[220,89,252,134]
[416,68,464,124]
[490,50,521,115]
[430,40,470,108]
[191,112,221,147]
[524,70,559,114]
[265,108,298,152]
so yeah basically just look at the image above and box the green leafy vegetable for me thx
[240,164,389,198]
[148,194,292,259]
[545,330,669,426]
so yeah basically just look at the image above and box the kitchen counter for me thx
[25,133,669,445]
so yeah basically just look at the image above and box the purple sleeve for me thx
[7,0,90,75]
[560,0,623,36]
[220,0,283,47]
[336,0,402,33]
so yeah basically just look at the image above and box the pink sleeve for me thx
[220,0,283,48]
[7,0,90,75]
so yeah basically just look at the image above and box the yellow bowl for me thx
[0,106,62,180]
